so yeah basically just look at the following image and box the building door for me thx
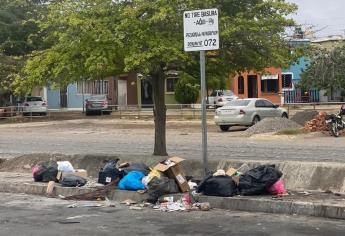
[248,75,258,98]
[118,79,127,108]
[141,79,153,107]
[60,87,68,108]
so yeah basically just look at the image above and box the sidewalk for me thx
[1,172,345,220]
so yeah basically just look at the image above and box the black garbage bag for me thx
[197,174,238,197]
[61,175,87,187]
[122,163,150,176]
[239,165,282,196]
[146,177,179,203]
[33,161,58,182]
[98,160,123,185]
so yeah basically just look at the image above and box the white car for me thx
[214,98,288,131]
[22,96,47,116]
[208,90,238,108]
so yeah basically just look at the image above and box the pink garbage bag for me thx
[267,179,287,195]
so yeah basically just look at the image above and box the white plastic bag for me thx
[57,161,75,173]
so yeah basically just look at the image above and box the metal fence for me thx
[0,104,216,121]
[2,102,345,122]
[283,89,320,104]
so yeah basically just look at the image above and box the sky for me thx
[288,0,345,37]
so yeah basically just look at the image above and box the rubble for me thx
[244,117,301,136]
[303,112,329,132]
[291,110,319,126]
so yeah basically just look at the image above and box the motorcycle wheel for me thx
[331,121,340,137]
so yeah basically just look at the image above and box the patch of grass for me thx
[276,128,308,135]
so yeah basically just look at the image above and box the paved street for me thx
[0,192,343,236]
[0,118,345,162]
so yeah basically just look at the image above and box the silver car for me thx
[214,98,288,131]
[85,95,112,115]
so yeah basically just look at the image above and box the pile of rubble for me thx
[303,112,329,132]
[291,110,319,126]
[244,117,301,136]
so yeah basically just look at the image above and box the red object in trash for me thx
[267,179,287,195]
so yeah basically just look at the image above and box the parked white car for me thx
[208,90,238,108]
[22,96,47,116]
[214,98,288,131]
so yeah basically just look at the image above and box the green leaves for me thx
[301,45,345,99]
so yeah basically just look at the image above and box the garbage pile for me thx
[31,157,192,203]
[303,112,328,132]
[196,165,287,197]
[31,158,287,212]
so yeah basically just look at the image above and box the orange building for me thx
[230,67,283,104]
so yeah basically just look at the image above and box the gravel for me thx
[244,117,302,136]
[291,110,319,126]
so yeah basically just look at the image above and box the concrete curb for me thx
[1,180,345,220]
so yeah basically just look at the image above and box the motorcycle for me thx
[325,105,345,137]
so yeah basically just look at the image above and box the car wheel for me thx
[220,125,230,132]
[282,113,288,119]
[252,116,260,126]
[103,111,112,115]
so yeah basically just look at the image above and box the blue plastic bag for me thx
[118,171,145,191]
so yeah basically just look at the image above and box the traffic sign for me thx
[183,8,219,52]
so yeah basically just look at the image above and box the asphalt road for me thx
[0,193,345,236]
[0,118,345,162]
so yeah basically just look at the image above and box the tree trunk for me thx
[151,68,168,156]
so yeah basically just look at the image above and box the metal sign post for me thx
[200,50,208,175]
[183,8,219,176]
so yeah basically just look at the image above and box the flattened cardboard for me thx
[226,167,237,177]
[57,169,88,180]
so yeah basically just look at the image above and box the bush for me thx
[174,73,199,104]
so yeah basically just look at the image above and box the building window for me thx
[261,75,279,93]
[282,73,293,89]
[77,80,109,95]
[238,76,244,94]
[166,77,178,93]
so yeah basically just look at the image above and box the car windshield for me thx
[90,95,106,100]
[226,100,250,107]
[26,97,43,102]
[219,90,234,96]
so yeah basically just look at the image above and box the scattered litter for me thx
[57,221,80,224]
[129,206,143,211]
[66,214,100,220]
[82,203,103,208]
[121,199,137,206]
[67,204,78,208]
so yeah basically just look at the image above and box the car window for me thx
[226,100,250,107]
[26,97,43,102]
[90,95,106,100]
[262,100,274,108]
[255,100,265,108]
[223,90,234,96]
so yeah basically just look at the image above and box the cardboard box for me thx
[153,157,190,192]
[226,167,237,177]
[57,169,88,181]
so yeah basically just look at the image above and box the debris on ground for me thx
[304,112,329,132]
[291,110,319,126]
[244,118,301,136]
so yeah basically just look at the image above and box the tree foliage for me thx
[300,45,345,99]
[0,0,47,93]
[175,73,200,104]
[19,0,299,155]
